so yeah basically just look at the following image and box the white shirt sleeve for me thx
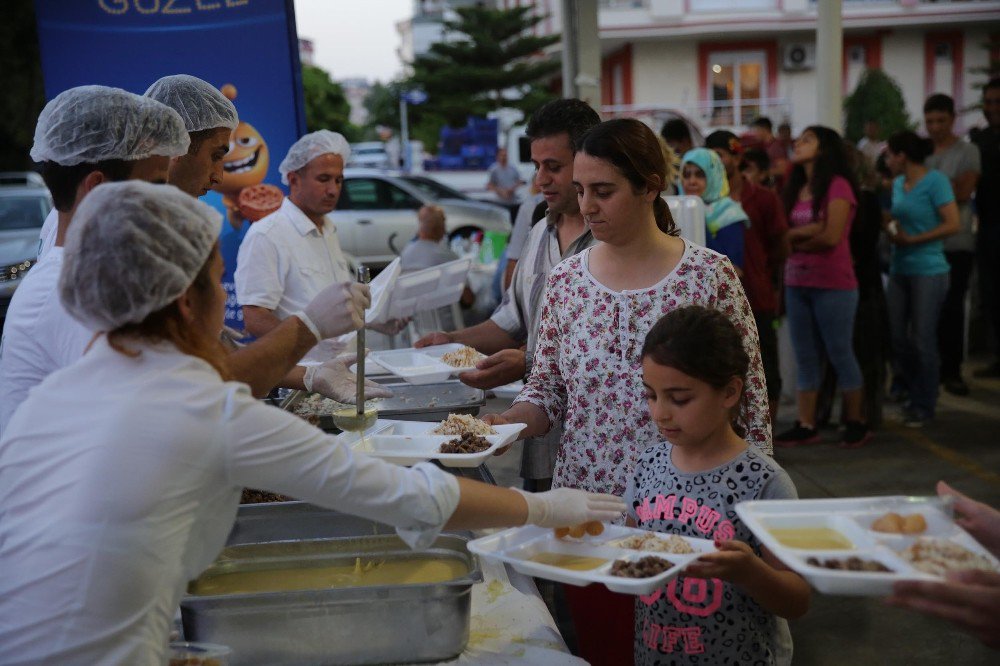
[234,230,285,311]
[219,386,461,549]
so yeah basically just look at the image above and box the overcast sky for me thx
[293,0,412,82]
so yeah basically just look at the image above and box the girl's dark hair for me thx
[641,305,749,390]
[887,130,933,164]
[782,125,857,220]
[576,118,678,236]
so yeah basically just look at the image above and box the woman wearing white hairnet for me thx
[0,181,624,664]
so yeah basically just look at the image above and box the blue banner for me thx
[33,0,306,331]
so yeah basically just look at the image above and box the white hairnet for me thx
[278,130,351,185]
[60,181,222,332]
[31,85,190,166]
[144,74,239,133]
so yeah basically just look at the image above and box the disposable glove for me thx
[303,356,393,404]
[514,487,625,528]
[296,282,370,341]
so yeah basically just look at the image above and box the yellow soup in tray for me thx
[768,527,855,550]
[528,552,608,571]
[190,557,469,596]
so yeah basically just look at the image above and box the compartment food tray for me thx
[468,524,713,595]
[337,419,525,467]
[735,495,1000,595]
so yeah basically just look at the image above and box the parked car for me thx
[0,172,52,318]
[347,142,391,170]
[334,169,510,267]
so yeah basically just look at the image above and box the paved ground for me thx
[481,362,1000,666]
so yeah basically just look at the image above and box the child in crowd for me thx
[626,305,811,665]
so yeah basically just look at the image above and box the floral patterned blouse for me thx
[514,242,772,497]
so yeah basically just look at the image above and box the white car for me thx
[347,142,391,170]
[0,173,53,317]
[334,169,511,267]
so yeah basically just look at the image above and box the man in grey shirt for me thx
[416,99,601,490]
[925,93,981,396]
[486,147,524,202]
[400,205,460,271]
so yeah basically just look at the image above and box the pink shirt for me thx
[784,175,858,290]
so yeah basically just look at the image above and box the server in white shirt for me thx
[144,75,384,402]
[235,130,404,353]
[0,181,625,664]
[0,86,190,437]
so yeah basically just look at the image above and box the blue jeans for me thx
[887,272,949,417]
[785,286,863,392]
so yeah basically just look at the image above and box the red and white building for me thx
[523,0,1000,134]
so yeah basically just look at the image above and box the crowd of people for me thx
[0,72,997,665]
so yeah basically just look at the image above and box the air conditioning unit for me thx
[783,43,815,71]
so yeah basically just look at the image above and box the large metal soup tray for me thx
[182,534,482,666]
[281,382,485,431]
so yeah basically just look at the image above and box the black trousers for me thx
[978,223,1000,358]
[938,250,975,380]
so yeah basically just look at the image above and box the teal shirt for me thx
[890,170,954,276]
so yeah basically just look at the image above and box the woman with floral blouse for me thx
[484,118,771,665]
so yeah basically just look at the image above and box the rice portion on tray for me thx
[430,413,496,436]
[607,532,695,554]
[440,346,486,368]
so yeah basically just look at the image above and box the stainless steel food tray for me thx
[182,534,482,666]
[280,383,485,431]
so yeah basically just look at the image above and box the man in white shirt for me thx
[236,131,403,351]
[0,86,191,437]
[416,99,601,491]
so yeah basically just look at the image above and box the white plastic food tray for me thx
[337,419,525,467]
[736,495,999,596]
[467,524,713,595]
[368,344,482,384]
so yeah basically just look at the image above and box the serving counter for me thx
[183,502,581,665]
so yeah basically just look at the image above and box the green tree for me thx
[301,65,361,141]
[0,0,45,170]
[843,68,915,143]
[363,80,403,130]
[408,5,559,147]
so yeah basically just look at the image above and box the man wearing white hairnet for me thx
[0,86,189,436]
[145,81,387,401]
[144,73,238,198]
[235,130,404,356]
[34,75,240,260]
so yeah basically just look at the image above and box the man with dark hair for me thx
[706,130,789,422]
[416,98,601,491]
[740,147,772,187]
[971,77,1000,377]
[0,86,190,435]
[924,93,981,394]
[144,74,239,198]
[857,118,886,167]
[752,116,789,188]
[660,117,694,156]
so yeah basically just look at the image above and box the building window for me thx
[708,51,767,126]
[924,32,964,106]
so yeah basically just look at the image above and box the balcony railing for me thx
[601,98,793,132]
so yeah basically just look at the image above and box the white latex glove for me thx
[296,282,370,341]
[303,356,393,404]
[514,487,626,528]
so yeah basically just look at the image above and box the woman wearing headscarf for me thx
[681,147,750,271]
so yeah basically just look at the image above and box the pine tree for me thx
[843,69,915,143]
[410,5,559,129]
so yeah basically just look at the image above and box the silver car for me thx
[0,173,53,317]
[334,169,510,267]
